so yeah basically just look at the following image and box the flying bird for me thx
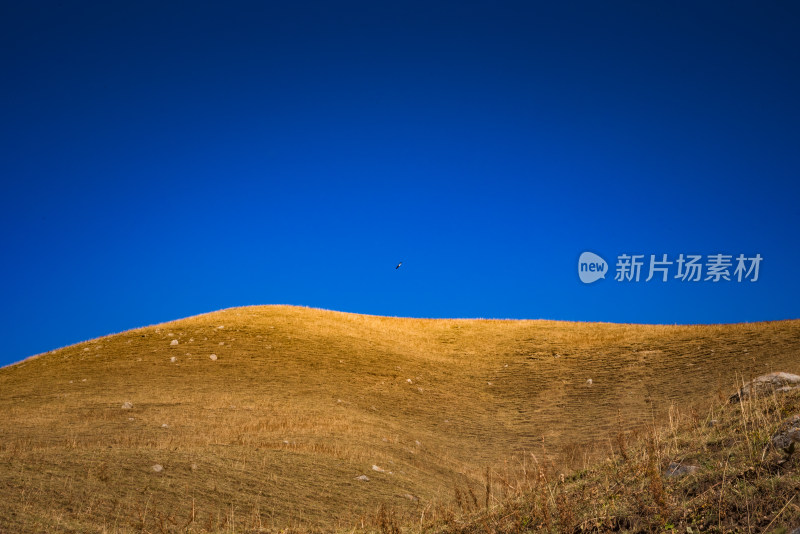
[395,262,403,269]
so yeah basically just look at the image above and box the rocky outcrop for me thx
[729,372,800,403]
[771,414,800,452]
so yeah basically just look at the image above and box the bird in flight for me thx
[395,262,403,269]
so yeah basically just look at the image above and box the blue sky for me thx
[2,1,799,365]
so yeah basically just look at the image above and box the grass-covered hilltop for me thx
[0,306,798,532]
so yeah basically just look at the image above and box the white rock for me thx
[219,342,224,346]
[121,402,133,410]
[586,379,593,386]
[209,354,218,361]
[152,464,163,473]
[372,465,385,472]
[170,339,179,346]
[406,378,413,384]
[355,475,370,481]
[170,356,177,363]
[730,372,800,403]
[161,423,169,428]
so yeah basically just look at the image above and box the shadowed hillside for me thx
[0,306,798,532]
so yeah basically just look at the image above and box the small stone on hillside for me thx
[219,342,224,345]
[170,356,177,363]
[152,464,163,473]
[406,378,413,384]
[121,402,133,410]
[372,465,385,472]
[355,475,370,482]
[161,423,169,428]
[217,325,224,329]
[170,339,179,346]
[730,372,800,403]
[586,379,593,386]
[191,463,198,471]
[772,414,800,451]
[403,493,419,502]
[665,462,699,477]
[209,354,218,361]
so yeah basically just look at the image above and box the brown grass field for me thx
[0,305,798,532]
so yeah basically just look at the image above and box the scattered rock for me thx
[170,356,177,363]
[372,465,385,472]
[209,354,218,361]
[665,462,699,477]
[415,440,421,447]
[190,463,198,471]
[406,378,413,384]
[403,493,419,502]
[170,339,179,346]
[771,414,800,451]
[586,379,593,386]
[219,342,224,346]
[487,381,493,386]
[128,417,134,421]
[152,464,163,473]
[730,372,800,403]
[355,475,370,482]
[161,423,169,428]
[217,325,224,329]
[121,402,133,410]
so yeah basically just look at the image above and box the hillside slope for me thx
[0,306,798,532]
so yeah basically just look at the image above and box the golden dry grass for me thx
[0,305,798,532]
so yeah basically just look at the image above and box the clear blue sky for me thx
[2,1,799,366]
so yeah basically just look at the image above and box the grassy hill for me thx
[0,305,798,532]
